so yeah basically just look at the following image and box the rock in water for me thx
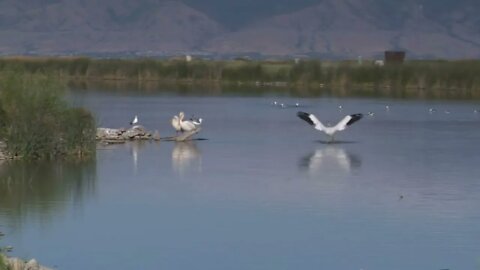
[96,128,123,140]
[123,125,147,139]
[7,257,25,270]
[25,259,39,270]
[175,127,201,142]
[4,256,53,270]
[153,130,161,141]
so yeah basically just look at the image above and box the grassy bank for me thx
[1,57,480,98]
[0,70,96,159]
[0,252,5,270]
[0,232,7,270]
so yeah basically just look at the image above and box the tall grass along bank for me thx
[0,57,480,98]
[0,71,96,159]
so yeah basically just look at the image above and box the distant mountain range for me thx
[1,0,480,58]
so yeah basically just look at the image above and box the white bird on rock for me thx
[171,115,182,134]
[130,115,139,126]
[190,116,203,127]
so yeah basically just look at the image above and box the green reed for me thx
[1,57,480,98]
[0,70,96,159]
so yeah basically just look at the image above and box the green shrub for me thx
[0,71,96,159]
[0,232,7,270]
[0,254,6,270]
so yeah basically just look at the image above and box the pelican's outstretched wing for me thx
[297,111,326,131]
[333,113,363,131]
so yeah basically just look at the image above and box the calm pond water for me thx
[1,89,480,270]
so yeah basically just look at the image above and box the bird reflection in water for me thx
[129,141,146,175]
[299,146,362,173]
[172,141,202,176]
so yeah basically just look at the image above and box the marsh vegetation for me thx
[0,70,96,159]
[1,57,480,99]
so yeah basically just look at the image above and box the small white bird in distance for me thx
[130,115,138,126]
[297,111,363,142]
[190,116,203,127]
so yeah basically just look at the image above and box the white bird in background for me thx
[190,116,203,127]
[171,115,182,134]
[297,111,363,142]
[429,108,436,114]
[272,101,278,106]
[338,105,343,111]
[385,105,390,111]
[367,112,375,117]
[178,112,198,132]
[295,102,300,107]
[130,115,139,126]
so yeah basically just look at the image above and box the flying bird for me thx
[297,111,363,142]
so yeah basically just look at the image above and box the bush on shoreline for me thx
[0,70,96,159]
[0,232,7,270]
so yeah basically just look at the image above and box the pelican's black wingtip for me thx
[297,111,315,126]
[351,113,363,119]
[297,111,307,116]
[347,113,363,126]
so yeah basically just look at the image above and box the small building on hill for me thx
[384,51,406,64]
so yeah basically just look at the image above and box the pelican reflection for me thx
[172,141,202,175]
[299,146,362,173]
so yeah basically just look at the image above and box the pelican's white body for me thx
[178,112,197,132]
[171,115,182,133]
